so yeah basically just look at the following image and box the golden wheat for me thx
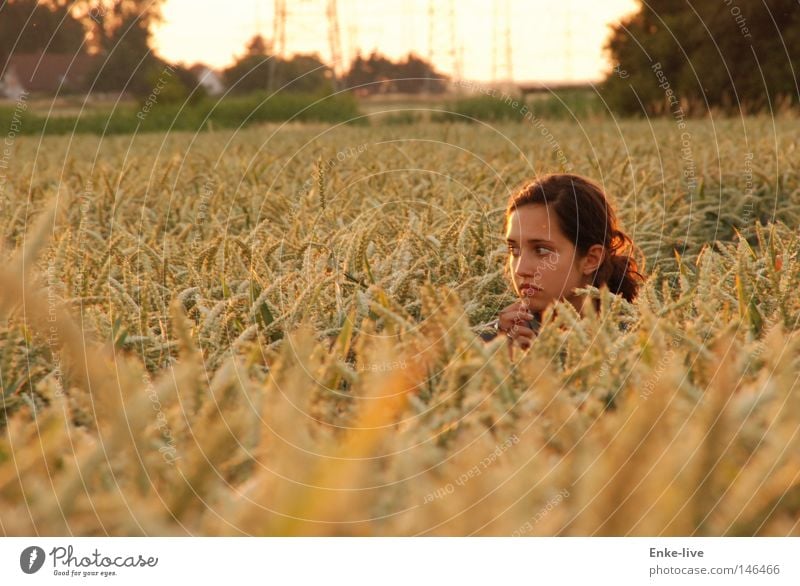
[1,118,799,536]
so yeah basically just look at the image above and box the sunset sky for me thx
[152,0,639,82]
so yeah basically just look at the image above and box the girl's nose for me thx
[516,257,543,277]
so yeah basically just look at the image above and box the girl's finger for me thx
[503,301,528,314]
[501,311,533,325]
[501,318,533,335]
[508,332,532,350]
[508,325,534,339]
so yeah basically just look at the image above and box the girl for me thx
[478,173,646,354]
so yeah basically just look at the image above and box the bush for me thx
[434,90,604,123]
[433,95,521,122]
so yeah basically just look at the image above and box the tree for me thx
[345,51,397,93]
[223,35,334,95]
[276,54,333,93]
[222,34,277,94]
[78,0,168,96]
[394,53,447,94]
[0,0,85,69]
[602,0,800,115]
[344,50,446,95]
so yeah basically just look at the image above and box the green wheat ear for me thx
[315,156,326,211]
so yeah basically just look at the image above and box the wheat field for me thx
[1,116,799,536]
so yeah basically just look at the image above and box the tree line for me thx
[602,0,800,115]
[0,0,446,102]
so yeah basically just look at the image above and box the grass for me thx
[0,116,799,535]
[0,90,362,136]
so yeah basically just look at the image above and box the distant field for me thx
[1,116,799,535]
[0,91,360,135]
[0,88,603,134]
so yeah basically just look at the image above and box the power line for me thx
[268,0,342,86]
[565,0,574,81]
[273,0,286,57]
[492,0,512,83]
[448,0,462,82]
[327,0,343,82]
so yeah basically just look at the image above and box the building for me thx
[189,64,225,97]
[0,51,97,98]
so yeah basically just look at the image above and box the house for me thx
[0,66,25,100]
[0,51,97,98]
[189,64,225,96]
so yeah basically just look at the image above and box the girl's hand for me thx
[497,300,535,351]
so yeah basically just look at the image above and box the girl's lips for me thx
[521,286,541,296]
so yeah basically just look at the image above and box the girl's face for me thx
[505,204,604,313]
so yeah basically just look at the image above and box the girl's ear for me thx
[581,244,605,275]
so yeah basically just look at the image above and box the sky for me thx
[152,0,640,83]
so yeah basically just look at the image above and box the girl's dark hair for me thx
[503,173,646,303]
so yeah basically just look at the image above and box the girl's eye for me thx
[507,245,520,257]
[536,246,553,255]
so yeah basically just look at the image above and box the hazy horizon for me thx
[152,0,639,83]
